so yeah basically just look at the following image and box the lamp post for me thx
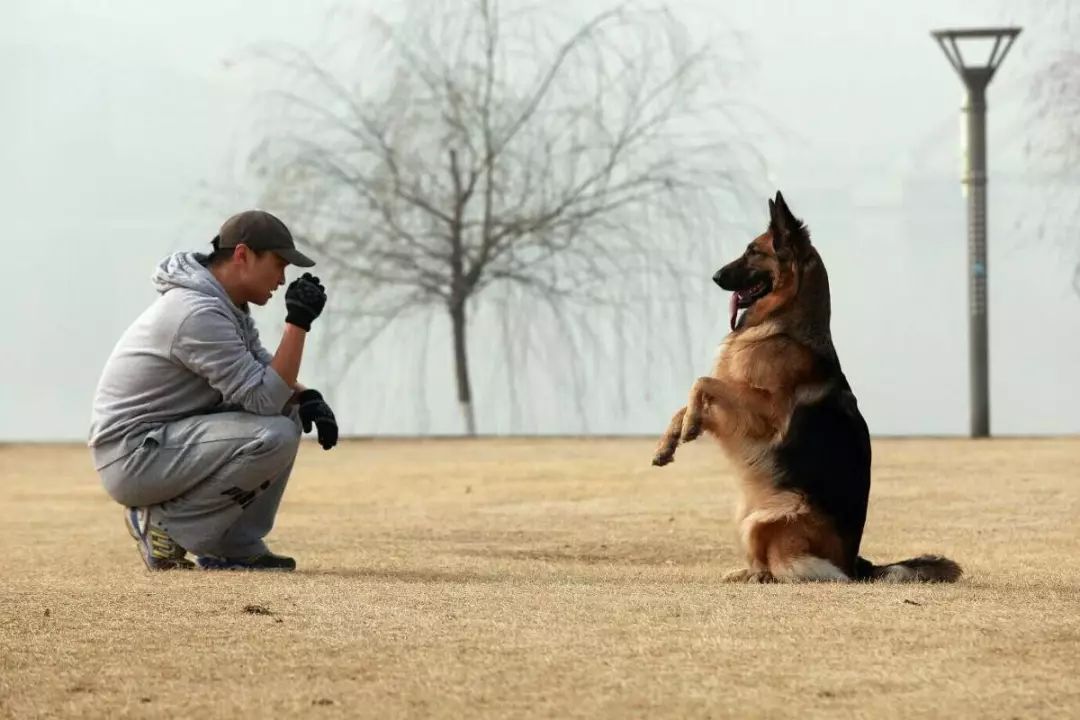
[931,26,1021,438]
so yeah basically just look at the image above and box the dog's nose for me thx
[712,270,725,287]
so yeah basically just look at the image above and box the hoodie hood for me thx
[151,251,252,324]
[153,251,224,296]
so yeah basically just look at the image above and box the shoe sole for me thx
[196,555,296,572]
[196,562,295,572]
[125,508,142,542]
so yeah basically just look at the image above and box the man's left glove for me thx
[297,389,338,450]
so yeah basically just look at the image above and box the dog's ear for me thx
[773,191,798,233]
[769,190,804,252]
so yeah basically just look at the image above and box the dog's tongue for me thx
[729,292,739,331]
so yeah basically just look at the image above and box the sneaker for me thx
[124,507,195,571]
[196,551,296,572]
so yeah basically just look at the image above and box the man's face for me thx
[239,247,289,305]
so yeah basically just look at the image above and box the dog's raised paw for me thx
[652,449,675,467]
[680,419,702,443]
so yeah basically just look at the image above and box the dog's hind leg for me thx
[752,508,850,583]
[652,407,686,466]
[772,556,850,583]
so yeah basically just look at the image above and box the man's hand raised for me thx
[284,273,327,332]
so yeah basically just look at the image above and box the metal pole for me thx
[932,27,1020,438]
[963,78,989,438]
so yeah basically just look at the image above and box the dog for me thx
[652,191,962,583]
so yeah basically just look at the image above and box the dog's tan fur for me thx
[652,191,962,584]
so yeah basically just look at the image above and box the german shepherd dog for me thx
[652,191,961,583]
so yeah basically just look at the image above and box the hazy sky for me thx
[3,0,1078,441]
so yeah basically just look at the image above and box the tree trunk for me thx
[450,300,476,436]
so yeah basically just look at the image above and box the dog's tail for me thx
[854,554,963,583]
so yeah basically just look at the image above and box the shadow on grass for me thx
[298,567,509,584]
[454,545,723,566]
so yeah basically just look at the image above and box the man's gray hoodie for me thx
[88,252,294,469]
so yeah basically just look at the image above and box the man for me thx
[88,210,338,572]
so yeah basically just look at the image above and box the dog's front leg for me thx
[652,406,686,466]
[681,377,771,443]
[680,376,727,443]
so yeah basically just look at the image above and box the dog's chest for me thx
[713,338,767,386]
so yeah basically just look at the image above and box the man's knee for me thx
[260,414,301,459]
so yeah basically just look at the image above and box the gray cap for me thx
[213,210,315,267]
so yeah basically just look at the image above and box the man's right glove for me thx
[285,273,327,331]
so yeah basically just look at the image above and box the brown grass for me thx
[1,437,1078,719]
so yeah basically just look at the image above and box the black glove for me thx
[285,273,327,331]
[297,389,338,450]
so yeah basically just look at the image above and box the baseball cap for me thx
[212,210,315,267]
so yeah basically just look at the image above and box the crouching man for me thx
[88,210,338,571]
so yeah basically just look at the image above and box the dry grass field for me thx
[1,436,1078,719]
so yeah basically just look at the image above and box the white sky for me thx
[2,0,1078,441]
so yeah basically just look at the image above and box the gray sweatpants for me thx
[95,410,302,558]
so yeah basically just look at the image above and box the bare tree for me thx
[1025,0,1080,294]
[246,0,762,434]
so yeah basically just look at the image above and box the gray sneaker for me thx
[124,507,195,571]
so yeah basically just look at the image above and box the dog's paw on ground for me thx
[722,568,775,583]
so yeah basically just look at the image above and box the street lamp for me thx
[931,26,1021,438]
